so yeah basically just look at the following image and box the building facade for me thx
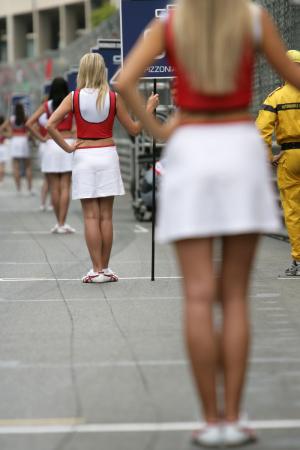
[0,0,92,63]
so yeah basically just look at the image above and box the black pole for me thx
[151,78,157,281]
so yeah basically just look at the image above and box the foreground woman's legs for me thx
[58,172,71,226]
[81,198,102,272]
[99,196,114,269]
[176,238,218,423]
[219,234,259,422]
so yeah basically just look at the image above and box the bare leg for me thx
[58,172,71,226]
[219,234,259,422]
[175,238,219,423]
[0,163,5,183]
[81,198,102,272]
[24,158,32,191]
[99,196,114,268]
[12,159,21,192]
[47,173,61,223]
[40,176,49,207]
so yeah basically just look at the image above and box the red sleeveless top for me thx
[44,100,73,131]
[165,12,255,112]
[73,89,116,140]
[10,116,27,136]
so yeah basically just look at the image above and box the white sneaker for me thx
[51,224,59,234]
[46,205,54,212]
[56,225,68,234]
[98,268,119,283]
[222,422,257,447]
[61,223,76,234]
[82,269,103,283]
[192,424,222,448]
[40,205,46,212]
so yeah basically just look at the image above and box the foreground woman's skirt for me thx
[156,122,281,243]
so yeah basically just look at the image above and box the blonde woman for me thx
[117,0,300,447]
[46,53,158,283]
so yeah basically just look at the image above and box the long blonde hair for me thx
[173,0,251,94]
[77,53,109,109]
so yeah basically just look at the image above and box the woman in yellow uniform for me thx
[256,50,300,276]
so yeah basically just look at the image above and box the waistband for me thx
[76,144,116,150]
[281,142,300,151]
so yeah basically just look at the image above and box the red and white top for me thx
[10,116,27,136]
[38,112,48,138]
[165,5,261,112]
[44,100,73,131]
[72,88,116,140]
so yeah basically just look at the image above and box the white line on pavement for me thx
[277,276,300,280]
[0,296,182,303]
[0,276,182,282]
[134,225,149,233]
[0,357,300,370]
[1,419,300,434]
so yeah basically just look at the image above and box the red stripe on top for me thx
[165,10,255,112]
[73,89,116,140]
[44,100,73,132]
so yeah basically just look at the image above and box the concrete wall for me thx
[0,0,91,63]
[1,0,87,16]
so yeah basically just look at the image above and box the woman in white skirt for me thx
[117,0,300,447]
[0,115,9,184]
[26,78,75,233]
[0,103,33,193]
[36,112,52,211]
[46,53,158,282]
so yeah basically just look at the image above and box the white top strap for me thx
[249,3,263,47]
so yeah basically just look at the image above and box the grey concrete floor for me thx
[0,176,299,450]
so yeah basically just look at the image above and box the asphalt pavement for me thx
[0,176,299,450]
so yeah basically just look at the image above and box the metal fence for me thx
[253,0,300,111]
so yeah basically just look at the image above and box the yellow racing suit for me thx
[256,83,300,261]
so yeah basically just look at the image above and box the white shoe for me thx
[98,268,119,283]
[192,424,222,448]
[40,205,46,212]
[222,421,257,447]
[56,225,68,234]
[51,224,59,234]
[82,269,104,283]
[46,205,54,211]
[61,223,76,234]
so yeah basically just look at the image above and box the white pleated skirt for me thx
[0,144,7,162]
[42,139,74,173]
[10,136,30,159]
[156,122,281,244]
[38,142,47,169]
[72,146,125,200]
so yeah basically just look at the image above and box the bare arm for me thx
[260,9,300,89]
[26,105,48,142]
[117,19,173,141]
[0,119,12,137]
[46,94,75,153]
[116,93,159,136]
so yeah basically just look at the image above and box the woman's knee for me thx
[185,280,216,308]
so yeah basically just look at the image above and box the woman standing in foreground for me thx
[117,0,300,447]
[26,78,75,234]
[46,53,158,283]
